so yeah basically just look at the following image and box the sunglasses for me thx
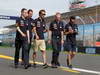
[41,12,46,15]
[42,14,46,16]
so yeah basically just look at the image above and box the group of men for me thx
[14,8,78,69]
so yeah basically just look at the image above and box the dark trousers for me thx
[14,38,29,65]
[51,38,61,65]
[22,38,32,63]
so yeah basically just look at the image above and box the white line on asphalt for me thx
[61,66,100,75]
[0,54,100,74]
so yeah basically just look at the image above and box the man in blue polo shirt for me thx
[64,16,78,69]
[21,9,34,66]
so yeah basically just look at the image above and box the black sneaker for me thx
[56,62,60,67]
[43,63,47,66]
[68,65,73,69]
[43,63,49,69]
[24,64,31,69]
[28,64,32,67]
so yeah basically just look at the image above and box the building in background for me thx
[69,0,86,11]
[0,28,15,46]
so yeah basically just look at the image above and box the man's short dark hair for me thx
[39,9,45,15]
[28,9,33,14]
[21,8,27,13]
[56,12,61,16]
[70,16,76,20]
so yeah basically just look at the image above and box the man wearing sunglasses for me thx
[32,9,48,68]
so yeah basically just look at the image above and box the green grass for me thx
[0,45,12,48]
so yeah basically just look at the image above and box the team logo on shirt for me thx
[68,26,73,31]
[53,23,57,29]
[31,23,34,26]
[43,24,45,27]
[37,21,41,27]
[31,22,35,26]
[20,20,24,26]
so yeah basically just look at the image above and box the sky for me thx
[0,0,100,28]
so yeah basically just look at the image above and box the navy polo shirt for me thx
[34,18,46,40]
[27,18,35,39]
[16,17,28,40]
[65,22,78,45]
[49,20,64,39]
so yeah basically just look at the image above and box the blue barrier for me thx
[0,15,19,20]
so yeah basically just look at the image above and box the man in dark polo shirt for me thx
[21,9,34,66]
[48,12,64,68]
[32,9,48,68]
[14,8,31,69]
[64,16,78,69]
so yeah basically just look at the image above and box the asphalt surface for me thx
[0,47,100,75]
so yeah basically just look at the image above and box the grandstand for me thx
[46,5,100,24]
[4,5,100,27]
